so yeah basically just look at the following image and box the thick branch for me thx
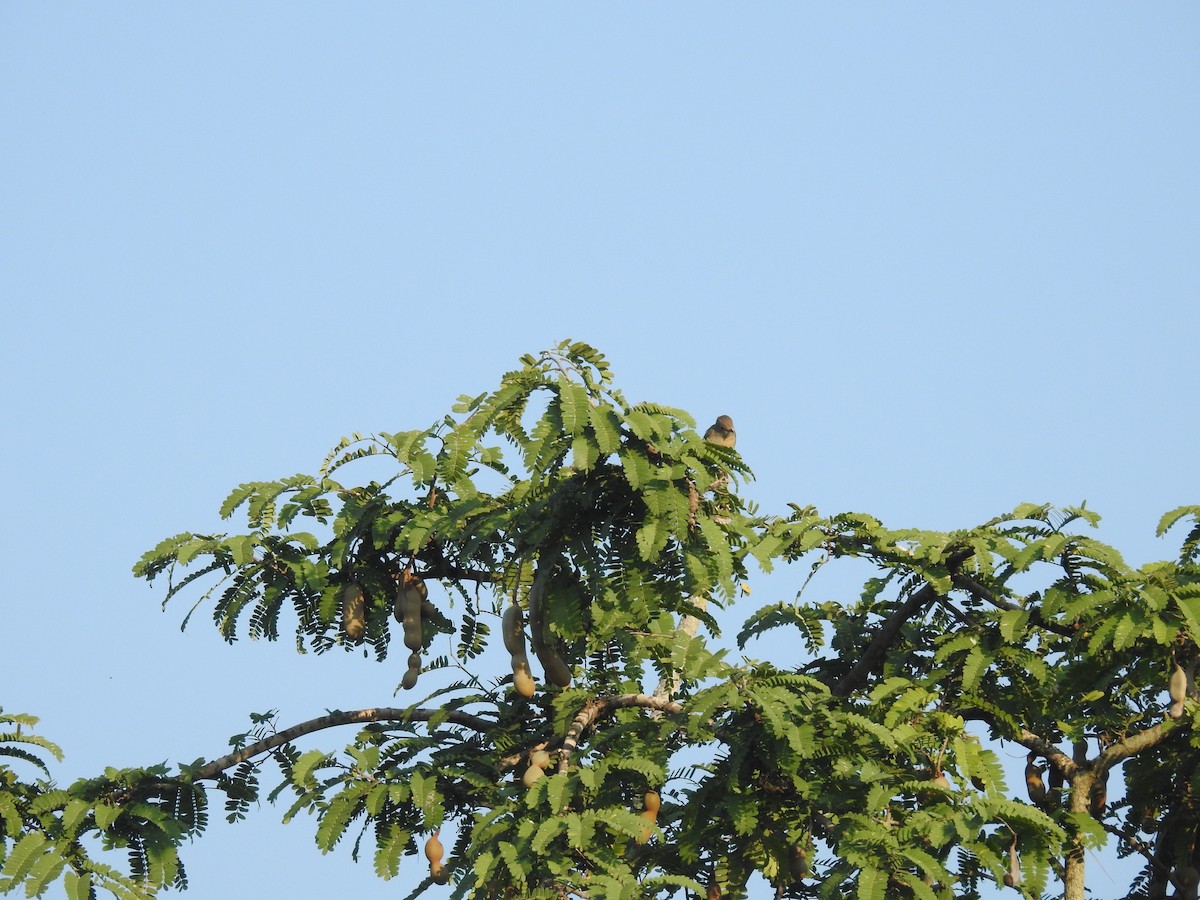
[831,549,973,697]
[1096,715,1186,772]
[192,706,493,781]
[1013,728,1081,780]
[833,582,938,698]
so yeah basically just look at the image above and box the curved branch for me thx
[193,706,494,781]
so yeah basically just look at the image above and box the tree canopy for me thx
[3,341,1199,900]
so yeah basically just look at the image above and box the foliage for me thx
[4,342,1199,899]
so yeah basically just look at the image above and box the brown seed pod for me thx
[522,764,545,789]
[501,604,537,698]
[931,772,951,791]
[1169,663,1187,719]
[643,790,661,815]
[788,841,811,881]
[637,790,660,844]
[529,749,552,770]
[1090,768,1108,818]
[528,558,572,688]
[425,831,449,884]
[341,583,366,643]
[1177,866,1200,893]
[1047,761,1063,810]
[394,567,427,652]
[1139,807,1156,834]
[401,651,421,691]
[1002,834,1020,887]
[1025,753,1046,806]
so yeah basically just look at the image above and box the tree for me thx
[2,340,1198,900]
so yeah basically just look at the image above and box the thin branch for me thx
[192,706,493,781]
[1098,821,1165,873]
[558,693,685,773]
[652,595,708,706]
[951,573,1075,638]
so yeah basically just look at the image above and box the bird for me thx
[704,415,736,449]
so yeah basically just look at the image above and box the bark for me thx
[192,706,492,780]
[1063,771,1093,900]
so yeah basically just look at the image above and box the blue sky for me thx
[2,5,1197,898]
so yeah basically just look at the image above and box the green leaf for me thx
[92,802,120,832]
[1176,595,1200,644]
[291,749,330,788]
[437,427,475,483]
[1,832,49,883]
[588,405,622,456]
[62,870,91,900]
[558,380,591,435]
[222,534,258,567]
[570,434,599,472]
[961,646,988,691]
[857,865,886,900]
[23,849,66,897]
[532,817,565,854]
[998,608,1029,643]
[410,771,438,818]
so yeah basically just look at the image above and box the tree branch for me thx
[652,595,708,706]
[558,694,685,773]
[1013,728,1081,780]
[192,706,494,781]
[833,582,936,698]
[951,573,1075,637]
[1095,715,1186,772]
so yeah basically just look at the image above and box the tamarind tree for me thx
[2,340,1198,900]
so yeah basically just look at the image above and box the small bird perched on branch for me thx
[704,415,736,449]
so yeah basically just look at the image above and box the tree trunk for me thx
[1063,772,1093,900]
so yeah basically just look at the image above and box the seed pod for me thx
[529,749,551,770]
[1089,768,1108,818]
[1177,867,1200,893]
[341,583,366,643]
[788,841,811,881]
[1047,761,1063,810]
[394,568,427,652]
[637,790,660,844]
[1169,663,1187,719]
[1139,807,1156,834]
[931,772,951,791]
[522,764,544,789]
[501,604,537,698]
[401,651,421,691]
[1002,834,1020,887]
[425,831,449,884]
[1025,754,1046,806]
[643,790,661,815]
[528,559,572,688]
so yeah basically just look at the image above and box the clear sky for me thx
[2,5,1197,899]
